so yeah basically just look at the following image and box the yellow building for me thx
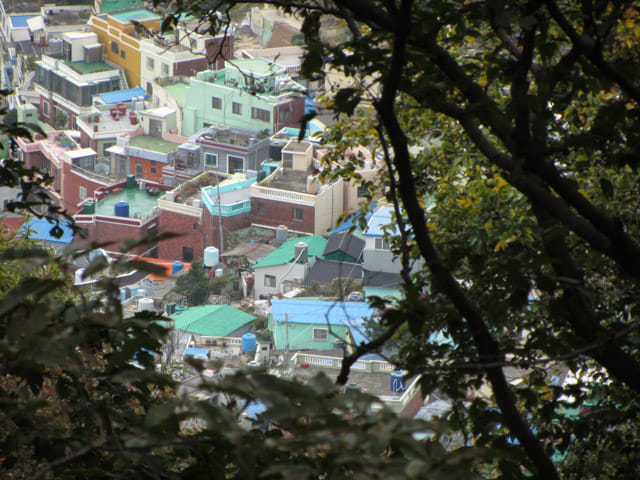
[89,9,161,88]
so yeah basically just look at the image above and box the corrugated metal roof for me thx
[93,87,148,104]
[253,235,327,269]
[172,305,255,337]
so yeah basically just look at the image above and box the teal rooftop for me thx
[162,82,188,107]
[97,0,144,13]
[94,186,159,219]
[64,59,117,75]
[110,9,160,23]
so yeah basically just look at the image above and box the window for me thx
[292,207,303,220]
[313,328,328,341]
[151,167,156,173]
[357,184,369,197]
[251,107,270,122]
[146,57,155,70]
[211,96,222,109]
[256,201,265,214]
[264,274,276,287]
[232,102,242,115]
[161,63,169,75]
[42,100,49,117]
[205,153,217,167]
[111,41,119,53]
[280,109,290,121]
[182,246,194,262]
[79,186,87,201]
[375,238,390,250]
[120,49,126,59]
[283,152,293,168]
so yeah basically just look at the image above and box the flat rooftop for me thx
[64,59,117,75]
[262,168,314,193]
[46,8,93,26]
[283,141,311,153]
[129,135,180,153]
[109,9,160,23]
[9,14,39,28]
[197,127,254,148]
[162,82,188,107]
[94,186,158,218]
[97,0,144,13]
[227,58,283,76]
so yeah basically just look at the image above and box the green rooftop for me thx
[230,58,283,76]
[110,8,160,23]
[162,82,188,107]
[129,135,180,153]
[171,305,255,337]
[97,0,144,13]
[254,235,327,269]
[65,60,116,75]
[94,186,159,219]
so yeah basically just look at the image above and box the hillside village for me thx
[0,0,449,420]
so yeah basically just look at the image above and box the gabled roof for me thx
[304,259,363,286]
[362,269,403,288]
[323,232,364,259]
[330,203,376,235]
[172,305,255,337]
[253,235,327,269]
[271,299,375,346]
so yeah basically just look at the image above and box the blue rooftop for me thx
[331,203,377,235]
[271,299,375,346]
[364,205,396,237]
[19,218,75,244]
[93,87,148,104]
[9,14,38,28]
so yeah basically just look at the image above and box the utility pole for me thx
[285,313,290,370]
[216,173,224,252]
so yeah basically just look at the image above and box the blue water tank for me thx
[114,201,129,217]
[390,370,406,394]
[172,260,183,275]
[241,332,257,353]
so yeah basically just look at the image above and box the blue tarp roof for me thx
[330,203,377,235]
[271,299,375,346]
[10,14,38,28]
[243,400,267,421]
[93,87,148,104]
[364,205,396,237]
[184,347,210,359]
[19,218,74,244]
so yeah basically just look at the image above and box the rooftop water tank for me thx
[390,370,407,394]
[138,297,154,312]
[215,267,224,277]
[114,201,129,217]
[241,332,257,353]
[203,246,219,268]
[82,201,95,214]
[164,302,176,315]
[294,242,308,263]
[171,260,183,275]
[275,225,288,244]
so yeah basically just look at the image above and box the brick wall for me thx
[62,162,109,213]
[174,57,208,78]
[129,155,165,184]
[205,36,234,70]
[75,215,158,255]
[201,208,252,252]
[399,387,425,418]
[274,97,306,133]
[252,197,314,234]
[157,208,203,262]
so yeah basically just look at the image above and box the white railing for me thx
[251,185,316,206]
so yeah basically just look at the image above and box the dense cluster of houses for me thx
[0,0,439,421]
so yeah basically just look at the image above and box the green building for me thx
[182,59,307,136]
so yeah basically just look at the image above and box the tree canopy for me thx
[4,0,640,478]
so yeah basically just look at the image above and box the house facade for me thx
[182,58,306,136]
[34,31,123,129]
[250,140,343,235]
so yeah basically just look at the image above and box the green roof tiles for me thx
[253,235,327,269]
[171,305,255,337]
[129,135,180,153]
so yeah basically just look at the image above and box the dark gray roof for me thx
[304,259,363,286]
[323,232,365,259]
[362,269,403,288]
